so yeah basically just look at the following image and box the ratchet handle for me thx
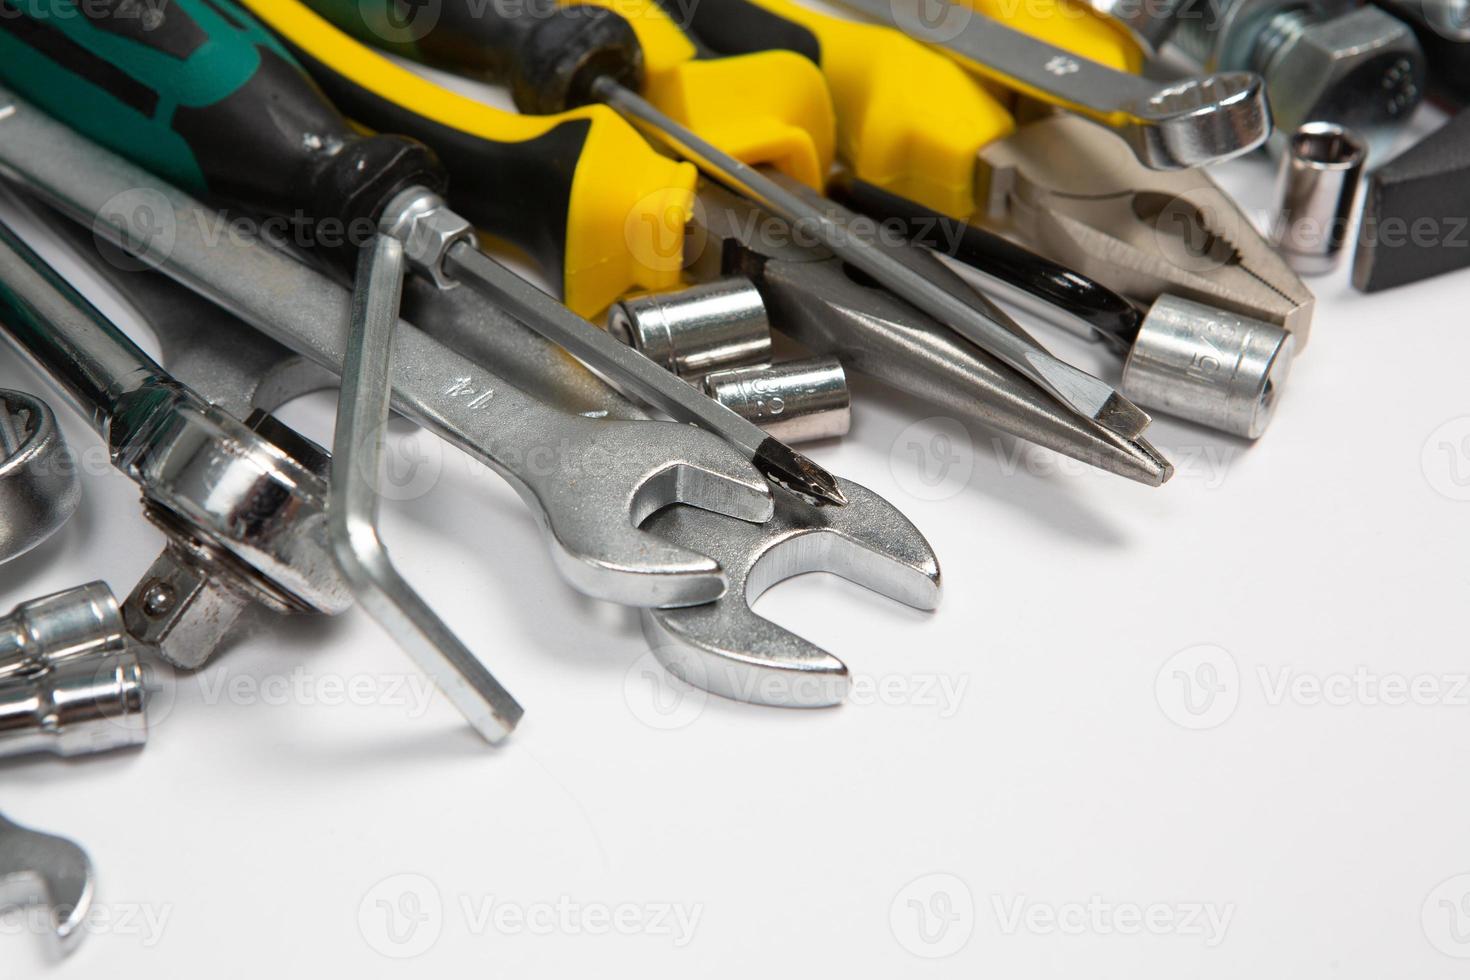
[0,0,444,232]
[245,0,698,316]
[675,0,1014,218]
[307,0,644,113]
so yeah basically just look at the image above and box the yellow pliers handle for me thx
[679,0,1141,217]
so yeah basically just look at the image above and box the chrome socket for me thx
[608,278,771,378]
[703,357,852,444]
[1122,295,1295,440]
[0,582,148,760]
[1273,122,1368,275]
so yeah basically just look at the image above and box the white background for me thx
[2,73,1469,980]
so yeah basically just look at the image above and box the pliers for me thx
[673,0,1314,343]
[238,0,1174,483]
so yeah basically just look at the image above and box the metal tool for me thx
[1083,0,1187,54]
[833,179,1295,439]
[331,227,522,742]
[1376,0,1470,102]
[598,82,1154,442]
[1353,109,1470,291]
[1273,122,1368,275]
[0,582,147,761]
[1172,0,1423,148]
[640,477,941,706]
[0,93,777,608]
[0,814,93,956]
[832,0,1269,169]
[688,181,1175,485]
[1,644,148,759]
[608,279,772,379]
[30,194,521,740]
[0,212,354,670]
[284,0,1149,440]
[0,0,844,509]
[0,582,128,683]
[977,113,1317,343]
[704,359,852,444]
[0,387,80,562]
[398,262,943,706]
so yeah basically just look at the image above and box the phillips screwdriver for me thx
[0,0,844,507]
[294,0,1156,441]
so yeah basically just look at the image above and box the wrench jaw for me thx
[525,417,773,608]
[638,478,942,708]
[1127,71,1271,170]
[0,816,93,957]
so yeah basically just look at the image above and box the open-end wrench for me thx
[407,269,944,708]
[0,89,774,609]
[0,814,93,956]
[831,0,1269,170]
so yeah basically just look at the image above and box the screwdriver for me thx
[304,0,1154,440]
[0,0,844,506]
[237,0,1170,485]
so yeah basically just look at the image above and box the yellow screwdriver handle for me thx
[562,0,838,188]
[242,0,697,316]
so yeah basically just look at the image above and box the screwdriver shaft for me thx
[442,241,845,506]
[590,77,1150,440]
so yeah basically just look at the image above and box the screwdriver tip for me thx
[754,437,848,507]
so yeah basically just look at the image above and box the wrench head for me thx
[638,477,941,707]
[530,416,774,607]
[0,815,93,956]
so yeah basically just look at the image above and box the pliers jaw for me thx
[977,113,1316,345]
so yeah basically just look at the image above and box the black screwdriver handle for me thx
[0,0,445,242]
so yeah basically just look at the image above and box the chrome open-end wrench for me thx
[0,814,93,956]
[0,89,774,609]
[831,0,1269,170]
[407,272,944,709]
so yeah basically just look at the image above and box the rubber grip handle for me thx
[307,0,644,113]
[243,0,696,316]
[0,0,443,233]
[676,0,1013,218]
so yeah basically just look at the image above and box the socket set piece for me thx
[608,278,773,378]
[1273,122,1368,275]
[0,388,80,563]
[703,357,852,443]
[0,583,148,760]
